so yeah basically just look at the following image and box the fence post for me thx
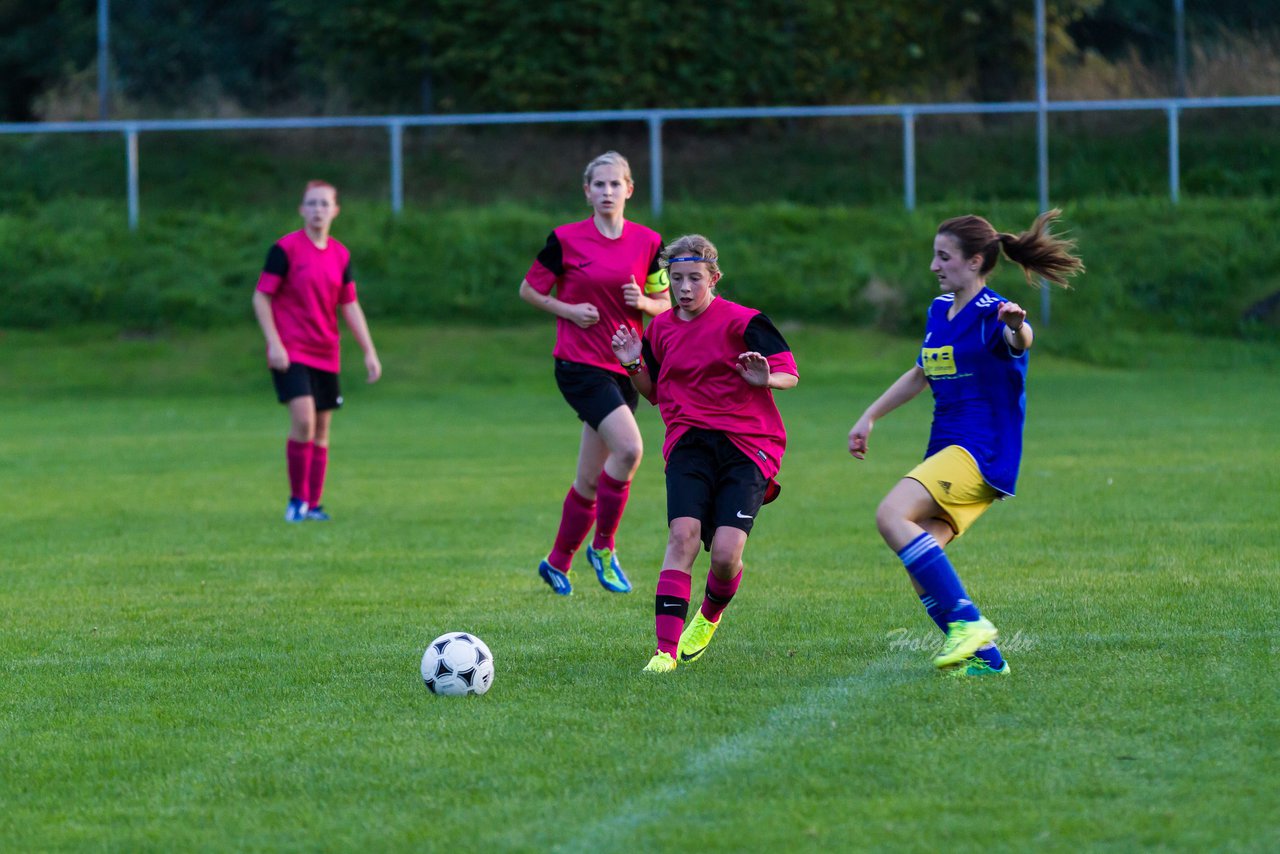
[1035,0,1051,324]
[98,0,110,120]
[1168,103,1180,204]
[125,125,139,230]
[389,121,404,215]
[648,114,663,219]
[902,109,916,211]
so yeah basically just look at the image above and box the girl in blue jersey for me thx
[848,210,1083,675]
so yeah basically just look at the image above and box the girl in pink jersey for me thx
[253,180,382,522]
[611,234,799,673]
[519,152,671,595]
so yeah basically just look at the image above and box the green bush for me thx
[3,196,1278,363]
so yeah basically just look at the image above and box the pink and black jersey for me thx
[524,218,665,374]
[641,297,798,479]
[256,230,357,373]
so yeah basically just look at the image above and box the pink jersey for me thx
[256,230,357,373]
[642,297,798,479]
[524,218,665,373]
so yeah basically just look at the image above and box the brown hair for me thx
[303,179,338,203]
[661,234,721,280]
[937,209,1083,289]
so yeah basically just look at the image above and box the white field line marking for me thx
[551,658,912,853]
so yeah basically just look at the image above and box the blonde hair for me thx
[582,151,634,187]
[661,234,721,279]
[937,209,1083,289]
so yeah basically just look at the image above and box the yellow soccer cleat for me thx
[642,651,677,673]
[677,611,721,664]
[933,617,998,669]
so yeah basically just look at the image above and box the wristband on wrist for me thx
[621,358,643,374]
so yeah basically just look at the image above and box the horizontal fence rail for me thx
[2,95,1280,229]
[3,96,1280,230]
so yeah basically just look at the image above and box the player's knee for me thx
[874,499,905,541]
[573,475,599,500]
[667,519,701,552]
[613,441,642,472]
[708,551,741,580]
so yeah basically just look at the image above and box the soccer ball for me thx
[420,632,494,696]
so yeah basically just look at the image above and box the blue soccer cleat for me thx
[285,497,309,523]
[585,545,632,593]
[537,559,573,595]
[305,505,331,521]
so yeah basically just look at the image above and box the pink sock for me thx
[654,569,692,658]
[286,439,313,502]
[592,470,631,550]
[700,569,742,623]
[547,486,596,571]
[308,445,329,507]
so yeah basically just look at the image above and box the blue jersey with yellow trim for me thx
[915,287,1028,495]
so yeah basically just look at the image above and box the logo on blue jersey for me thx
[921,346,956,377]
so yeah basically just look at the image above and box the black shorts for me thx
[554,358,638,431]
[272,363,344,411]
[666,428,772,550]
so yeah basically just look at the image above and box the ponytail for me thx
[999,209,1085,289]
[937,209,1083,290]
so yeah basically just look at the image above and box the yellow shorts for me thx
[906,445,1002,537]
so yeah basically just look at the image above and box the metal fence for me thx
[3,94,1280,323]
[4,95,1280,231]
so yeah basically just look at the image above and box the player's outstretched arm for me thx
[849,365,927,459]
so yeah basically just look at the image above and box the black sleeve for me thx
[743,313,791,357]
[535,232,564,276]
[263,243,289,276]
[647,235,664,276]
[343,262,353,285]
[641,338,660,381]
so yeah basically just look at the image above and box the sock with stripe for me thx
[700,569,741,623]
[654,569,691,658]
[918,592,949,633]
[898,533,980,624]
[547,486,596,572]
[591,470,631,551]
[921,591,1004,666]
[973,643,1006,670]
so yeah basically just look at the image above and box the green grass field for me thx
[1,324,1276,852]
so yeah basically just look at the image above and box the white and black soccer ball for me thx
[421,632,494,696]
